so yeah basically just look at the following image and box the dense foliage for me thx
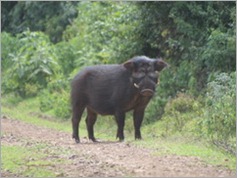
[2,31,60,96]
[161,72,236,154]
[1,1,236,153]
[1,1,78,43]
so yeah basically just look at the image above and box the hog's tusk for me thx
[134,83,139,88]
[157,79,160,85]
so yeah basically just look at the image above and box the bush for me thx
[39,75,71,120]
[161,93,201,135]
[55,41,77,76]
[148,72,236,155]
[52,90,71,119]
[2,30,60,97]
[39,90,71,120]
[1,32,21,70]
[200,72,236,153]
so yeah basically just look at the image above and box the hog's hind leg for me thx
[72,105,85,143]
[85,108,98,142]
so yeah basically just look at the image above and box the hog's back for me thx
[71,64,131,115]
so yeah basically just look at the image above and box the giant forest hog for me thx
[71,56,168,143]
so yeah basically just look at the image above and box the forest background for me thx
[1,1,236,156]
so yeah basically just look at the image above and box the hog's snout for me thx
[140,89,154,96]
[133,80,156,97]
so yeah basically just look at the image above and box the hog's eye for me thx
[148,72,159,78]
[133,71,145,78]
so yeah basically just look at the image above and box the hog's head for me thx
[124,56,168,97]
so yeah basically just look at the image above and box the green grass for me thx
[133,138,235,170]
[132,121,236,171]
[1,144,69,177]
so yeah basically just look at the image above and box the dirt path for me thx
[1,117,234,177]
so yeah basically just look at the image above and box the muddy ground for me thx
[1,117,235,177]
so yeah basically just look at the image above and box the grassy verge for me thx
[133,137,236,170]
[132,121,236,171]
[1,143,71,177]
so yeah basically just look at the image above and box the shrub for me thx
[200,72,236,154]
[39,75,71,120]
[54,41,77,76]
[1,32,21,70]
[52,90,71,119]
[2,30,60,97]
[39,90,54,112]
[39,90,71,120]
[161,93,201,135]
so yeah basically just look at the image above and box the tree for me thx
[63,1,141,68]
[1,1,78,43]
[136,1,236,93]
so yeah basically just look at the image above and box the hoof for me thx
[116,134,124,142]
[75,139,80,144]
[90,138,98,142]
[73,134,80,143]
[119,138,124,142]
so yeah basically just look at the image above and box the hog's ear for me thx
[154,59,168,72]
[123,60,134,71]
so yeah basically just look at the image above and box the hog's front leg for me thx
[115,111,125,141]
[133,108,145,140]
